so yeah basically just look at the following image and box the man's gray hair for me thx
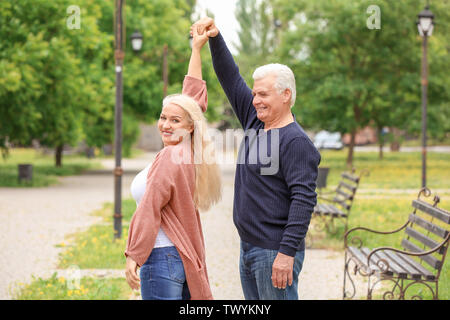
[252,63,296,107]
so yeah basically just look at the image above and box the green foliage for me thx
[0,0,217,165]
[235,0,278,83]
[233,0,450,165]
[58,200,136,269]
[0,0,114,165]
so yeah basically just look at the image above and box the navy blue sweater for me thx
[209,33,321,256]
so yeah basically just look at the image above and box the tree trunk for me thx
[379,141,384,159]
[377,126,384,159]
[346,130,356,169]
[389,127,401,152]
[55,144,63,167]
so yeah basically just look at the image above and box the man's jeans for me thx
[239,240,305,300]
[139,246,190,300]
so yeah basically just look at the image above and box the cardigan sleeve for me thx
[125,147,180,267]
[182,75,208,113]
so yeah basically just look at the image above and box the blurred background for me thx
[1,0,448,168]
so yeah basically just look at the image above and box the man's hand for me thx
[125,256,140,290]
[271,252,294,289]
[190,22,209,51]
[191,16,219,38]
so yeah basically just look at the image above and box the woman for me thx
[124,27,221,300]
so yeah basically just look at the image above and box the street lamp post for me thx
[113,0,125,239]
[416,4,434,188]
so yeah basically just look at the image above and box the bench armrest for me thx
[367,232,450,270]
[344,220,410,249]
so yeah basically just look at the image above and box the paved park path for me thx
[1,152,362,300]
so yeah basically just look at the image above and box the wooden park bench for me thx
[311,168,368,235]
[343,187,450,300]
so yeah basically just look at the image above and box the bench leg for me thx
[401,279,439,300]
[343,252,359,299]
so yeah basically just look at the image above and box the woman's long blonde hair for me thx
[162,94,222,212]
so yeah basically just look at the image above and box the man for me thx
[192,17,320,300]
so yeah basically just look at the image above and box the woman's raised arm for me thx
[182,26,209,112]
[187,25,209,80]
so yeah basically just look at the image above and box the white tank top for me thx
[130,164,174,248]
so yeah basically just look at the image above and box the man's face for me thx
[252,75,287,124]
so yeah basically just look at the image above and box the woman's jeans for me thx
[239,240,305,300]
[140,246,190,300]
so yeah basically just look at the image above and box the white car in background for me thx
[313,130,344,150]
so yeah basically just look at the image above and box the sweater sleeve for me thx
[279,137,321,256]
[208,33,258,130]
[125,147,179,267]
[182,75,208,113]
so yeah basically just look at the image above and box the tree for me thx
[0,0,114,166]
[235,0,278,83]
[0,0,209,164]
[212,0,281,130]
[274,0,450,167]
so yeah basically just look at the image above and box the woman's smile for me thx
[158,103,194,146]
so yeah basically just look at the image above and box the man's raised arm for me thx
[192,17,257,130]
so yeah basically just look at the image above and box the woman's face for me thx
[158,103,194,146]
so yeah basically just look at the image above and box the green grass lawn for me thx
[319,149,450,189]
[0,148,102,187]
[58,201,135,270]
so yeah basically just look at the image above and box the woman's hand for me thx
[125,256,140,290]
[190,24,209,51]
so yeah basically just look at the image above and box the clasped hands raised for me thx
[190,17,219,50]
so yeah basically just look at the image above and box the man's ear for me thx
[283,89,292,105]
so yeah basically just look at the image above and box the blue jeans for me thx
[239,240,305,300]
[140,246,190,300]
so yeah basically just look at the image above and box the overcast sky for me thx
[194,0,240,54]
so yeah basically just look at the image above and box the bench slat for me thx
[313,203,326,215]
[341,172,360,183]
[347,247,380,273]
[319,203,333,216]
[340,181,357,193]
[395,252,436,281]
[382,250,422,280]
[405,227,444,254]
[401,239,441,270]
[323,203,346,217]
[374,250,408,278]
[332,197,351,210]
[314,203,346,217]
[409,213,449,239]
[412,200,450,224]
[336,188,354,201]
[320,203,335,216]
[361,248,393,276]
